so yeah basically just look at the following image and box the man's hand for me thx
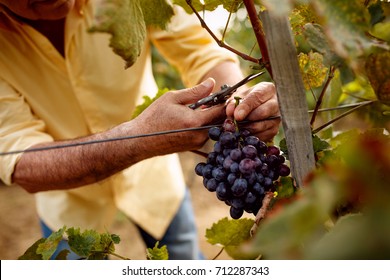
[226,82,280,142]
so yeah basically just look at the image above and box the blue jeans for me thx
[40,189,204,260]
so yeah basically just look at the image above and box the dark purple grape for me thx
[239,158,256,175]
[231,178,248,197]
[219,132,236,148]
[205,178,218,192]
[230,206,244,219]
[256,173,265,184]
[244,191,257,204]
[267,145,280,156]
[223,156,234,170]
[216,182,229,201]
[268,170,279,181]
[195,162,205,176]
[223,148,232,157]
[216,154,225,166]
[260,163,270,176]
[257,141,268,154]
[245,172,257,185]
[266,154,280,167]
[227,172,237,185]
[208,126,221,141]
[263,177,274,189]
[252,182,265,196]
[242,145,257,159]
[207,152,218,164]
[279,164,291,176]
[278,154,286,164]
[240,129,251,138]
[223,118,236,133]
[202,164,213,179]
[245,135,260,147]
[213,141,222,153]
[230,197,245,209]
[230,148,242,161]
[230,162,239,173]
[212,167,227,181]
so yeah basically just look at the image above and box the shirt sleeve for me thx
[148,6,240,87]
[0,78,53,185]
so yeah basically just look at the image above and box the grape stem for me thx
[250,191,274,236]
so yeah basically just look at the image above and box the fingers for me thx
[173,78,216,105]
[240,118,281,142]
[226,82,278,121]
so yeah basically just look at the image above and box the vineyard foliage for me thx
[20,0,390,260]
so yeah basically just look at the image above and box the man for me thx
[0,0,280,259]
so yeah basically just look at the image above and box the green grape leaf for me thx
[18,238,46,260]
[311,0,378,71]
[146,241,169,260]
[302,23,342,67]
[312,134,330,153]
[66,227,100,258]
[36,226,67,260]
[173,0,220,13]
[141,0,174,29]
[275,176,296,199]
[89,0,146,69]
[206,217,254,246]
[365,51,390,104]
[131,88,170,119]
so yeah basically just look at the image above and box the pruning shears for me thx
[188,71,265,110]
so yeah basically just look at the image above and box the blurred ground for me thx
[0,152,248,260]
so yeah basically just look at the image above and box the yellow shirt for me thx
[0,2,237,238]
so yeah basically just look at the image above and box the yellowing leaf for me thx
[206,217,254,246]
[146,241,169,260]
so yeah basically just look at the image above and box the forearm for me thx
[200,61,245,90]
[12,122,151,193]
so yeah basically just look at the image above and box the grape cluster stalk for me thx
[195,118,290,219]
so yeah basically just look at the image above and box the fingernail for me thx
[201,78,214,88]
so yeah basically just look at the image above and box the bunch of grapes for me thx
[195,119,290,219]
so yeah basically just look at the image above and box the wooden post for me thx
[260,11,315,187]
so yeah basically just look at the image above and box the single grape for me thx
[222,118,236,133]
[263,177,274,189]
[242,145,257,159]
[227,172,237,185]
[231,178,248,197]
[229,197,245,209]
[267,145,280,156]
[216,182,229,201]
[216,154,225,166]
[223,156,234,171]
[219,131,236,148]
[194,162,205,176]
[208,126,221,141]
[213,141,222,153]
[230,162,239,173]
[239,158,256,175]
[202,164,213,179]
[205,178,218,192]
[230,206,244,219]
[279,163,291,177]
[229,148,242,161]
[212,166,227,181]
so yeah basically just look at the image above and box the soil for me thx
[0,152,252,260]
